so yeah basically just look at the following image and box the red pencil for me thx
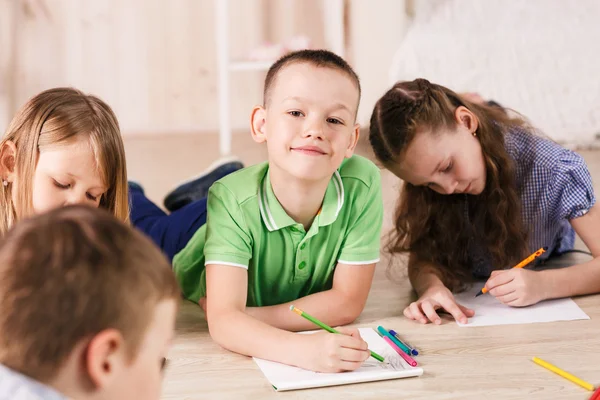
[589,387,600,400]
[381,336,418,367]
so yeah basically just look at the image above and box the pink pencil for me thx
[382,336,418,367]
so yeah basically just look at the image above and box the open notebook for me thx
[253,328,423,391]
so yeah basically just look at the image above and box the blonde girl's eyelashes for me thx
[53,178,102,202]
[52,179,70,189]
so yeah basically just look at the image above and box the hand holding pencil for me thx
[477,247,548,307]
[290,306,386,372]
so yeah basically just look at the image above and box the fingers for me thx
[319,349,365,373]
[489,283,516,298]
[407,302,429,324]
[336,326,362,339]
[336,327,368,350]
[441,298,468,324]
[496,291,519,305]
[403,304,418,321]
[421,301,442,325]
[404,287,471,324]
[338,347,370,363]
[318,331,369,373]
[486,270,514,292]
[506,298,531,307]
[458,303,475,317]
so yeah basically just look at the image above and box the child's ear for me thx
[250,105,267,144]
[344,123,361,158]
[0,140,17,183]
[455,106,478,134]
[85,329,126,389]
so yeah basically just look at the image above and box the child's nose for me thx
[442,180,458,195]
[66,191,89,206]
[304,120,325,140]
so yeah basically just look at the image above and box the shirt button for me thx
[290,226,299,233]
[298,261,306,269]
[300,243,306,250]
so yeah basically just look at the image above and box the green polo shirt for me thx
[173,154,383,306]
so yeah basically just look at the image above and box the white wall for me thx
[0,0,265,135]
[349,0,408,128]
[5,1,594,144]
[389,0,600,144]
[0,0,16,131]
[1,0,408,137]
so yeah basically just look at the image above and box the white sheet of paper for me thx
[253,328,423,391]
[454,283,590,327]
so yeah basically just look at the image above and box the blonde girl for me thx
[0,87,128,234]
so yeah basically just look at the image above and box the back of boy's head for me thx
[0,205,179,383]
[0,87,129,233]
[263,49,361,107]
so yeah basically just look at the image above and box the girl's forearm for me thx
[408,256,447,295]
[541,257,600,299]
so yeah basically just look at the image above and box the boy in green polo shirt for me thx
[173,50,383,373]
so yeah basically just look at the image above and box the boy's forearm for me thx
[208,309,306,365]
[541,257,600,300]
[245,289,364,331]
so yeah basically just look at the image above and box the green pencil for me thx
[290,305,385,363]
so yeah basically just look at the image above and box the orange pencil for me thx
[475,246,548,297]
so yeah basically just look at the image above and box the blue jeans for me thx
[129,184,206,262]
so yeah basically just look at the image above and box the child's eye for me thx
[327,118,343,125]
[86,193,100,202]
[53,180,70,189]
[441,161,453,173]
[288,111,304,117]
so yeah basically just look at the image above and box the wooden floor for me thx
[124,132,600,400]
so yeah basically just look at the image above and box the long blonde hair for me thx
[0,88,129,235]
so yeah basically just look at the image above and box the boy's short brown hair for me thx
[263,49,361,108]
[0,205,179,382]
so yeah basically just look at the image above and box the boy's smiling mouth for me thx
[291,145,327,156]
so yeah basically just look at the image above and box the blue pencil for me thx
[389,329,419,356]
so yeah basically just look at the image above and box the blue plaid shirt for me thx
[470,128,596,277]
[0,364,67,400]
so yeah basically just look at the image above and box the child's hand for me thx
[485,269,545,307]
[404,284,474,325]
[296,326,370,373]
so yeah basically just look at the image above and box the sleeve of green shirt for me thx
[337,167,383,264]
[204,182,253,268]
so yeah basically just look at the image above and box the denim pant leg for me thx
[129,184,207,262]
